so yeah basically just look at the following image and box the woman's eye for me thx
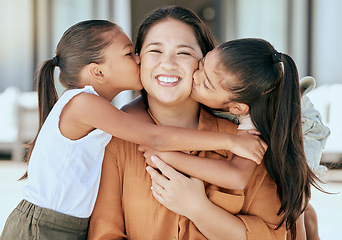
[178,52,191,56]
[126,52,133,56]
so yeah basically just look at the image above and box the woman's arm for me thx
[146,156,286,240]
[88,140,127,240]
[70,93,266,162]
[142,150,257,190]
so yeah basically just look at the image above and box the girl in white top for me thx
[0,20,267,240]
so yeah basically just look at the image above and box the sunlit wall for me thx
[312,0,342,85]
[0,0,34,91]
[0,0,341,94]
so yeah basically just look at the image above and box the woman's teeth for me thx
[157,76,180,83]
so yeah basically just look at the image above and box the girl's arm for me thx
[146,156,286,240]
[68,93,266,162]
[142,150,257,190]
[88,140,127,240]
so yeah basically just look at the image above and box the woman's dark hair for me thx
[216,38,322,239]
[134,5,217,105]
[135,5,217,56]
[20,20,119,179]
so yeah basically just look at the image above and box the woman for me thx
[88,6,286,240]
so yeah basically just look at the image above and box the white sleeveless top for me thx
[237,114,256,130]
[23,86,112,218]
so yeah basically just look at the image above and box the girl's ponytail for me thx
[19,58,58,180]
[36,58,59,126]
[267,53,310,238]
[216,39,322,240]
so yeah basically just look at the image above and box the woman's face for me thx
[139,19,203,106]
[191,48,235,110]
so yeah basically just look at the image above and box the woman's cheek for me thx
[186,59,200,72]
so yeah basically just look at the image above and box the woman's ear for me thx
[89,63,106,84]
[227,102,249,115]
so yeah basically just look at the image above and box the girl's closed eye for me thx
[203,80,210,89]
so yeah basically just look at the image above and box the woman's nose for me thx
[160,54,177,70]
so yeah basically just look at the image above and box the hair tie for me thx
[52,56,59,67]
[272,51,282,63]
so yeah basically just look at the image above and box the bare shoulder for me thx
[121,96,145,113]
[59,92,101,139]
[71,92,105,106]
[121,96,153,123]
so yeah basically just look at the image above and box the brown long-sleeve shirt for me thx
[88,108,286,240]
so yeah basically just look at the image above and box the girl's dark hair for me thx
[216,38,321,239]
[134,5,217,105]
[20,20,119,179]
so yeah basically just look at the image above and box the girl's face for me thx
[191,48,235,110]
[139,19,203,105]
[102,29,142,91]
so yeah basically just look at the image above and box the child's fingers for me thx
[256,138,267,156]
[255,137,267,154]
[250,152,262,165]
[138,145,148,152]
[260,139,268,152]
[255,153,263,165]
[252,146,265,165]
[257,140,268,163]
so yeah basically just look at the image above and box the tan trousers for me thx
[0,200,89,240]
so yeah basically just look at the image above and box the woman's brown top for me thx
[88,108,286,240]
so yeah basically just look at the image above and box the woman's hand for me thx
[146,155,208,219]
[231,131,268,165]
[146,156,248,240]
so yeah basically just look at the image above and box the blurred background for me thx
[0,0,341,238]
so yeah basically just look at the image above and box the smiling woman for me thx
[139,18,203,107]
[88,6,284,240]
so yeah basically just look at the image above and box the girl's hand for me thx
[146,156,208,219]
[232,131,268,165]
[138,145,158,167]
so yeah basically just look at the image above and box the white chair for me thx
[0,87,38,161]
[307,84,342,162]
